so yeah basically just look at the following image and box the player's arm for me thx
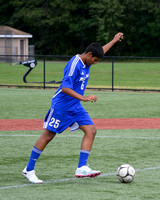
[62,87,97,102]
[103,32,123,54]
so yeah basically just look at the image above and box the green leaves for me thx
[0,0,160,56]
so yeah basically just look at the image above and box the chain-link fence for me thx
[0,55,160,92]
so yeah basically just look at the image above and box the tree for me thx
[1,0,160,56]
[0,0,14,25]
[120,0,160,56]
[88,0,125,56]
[8,0,75,54]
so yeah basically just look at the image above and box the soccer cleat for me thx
[75,165,101,178]
[22,167,43,184]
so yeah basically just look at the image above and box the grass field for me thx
[0,61,160,90]
[0,88,160,119]
[0,88,160,200]
[0,130,160,200]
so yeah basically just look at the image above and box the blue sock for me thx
[26,146,42,171]
[78,150,90,168]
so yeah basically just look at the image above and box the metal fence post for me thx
[43,56,46,89]
[112,59,114,92]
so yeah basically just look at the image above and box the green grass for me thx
[113,62,160,89]
[0,88,160,119]
[0,130,160,200]
[0,62,64,87]
[0,88,160,200]
[0,61,160,90]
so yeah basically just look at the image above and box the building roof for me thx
[0,26,32,38]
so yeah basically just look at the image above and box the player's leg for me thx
[22,129,56,184]
[75,125,101,178]
[26,129,56,171]
[22,108,70,183]
[79,124,96,151]
[34,129,56,151]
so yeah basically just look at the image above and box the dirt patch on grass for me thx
[0,118,160,131]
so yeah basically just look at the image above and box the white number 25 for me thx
[49,118,61,128]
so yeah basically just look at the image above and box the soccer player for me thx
[22,32,123,183]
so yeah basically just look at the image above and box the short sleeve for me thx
[61,55,79,89]
[61,76,74,89]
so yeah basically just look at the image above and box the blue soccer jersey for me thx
[51,55,91,111]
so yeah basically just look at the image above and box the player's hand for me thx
[83,95,97,102]
[114,32,124,42]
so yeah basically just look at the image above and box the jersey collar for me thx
[76,54,86,68]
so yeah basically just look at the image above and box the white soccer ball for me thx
[117,164,135,183]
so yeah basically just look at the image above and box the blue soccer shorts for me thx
[43,106,94,134]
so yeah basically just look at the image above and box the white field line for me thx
[0,166,160,190]
[0,134,160,140]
